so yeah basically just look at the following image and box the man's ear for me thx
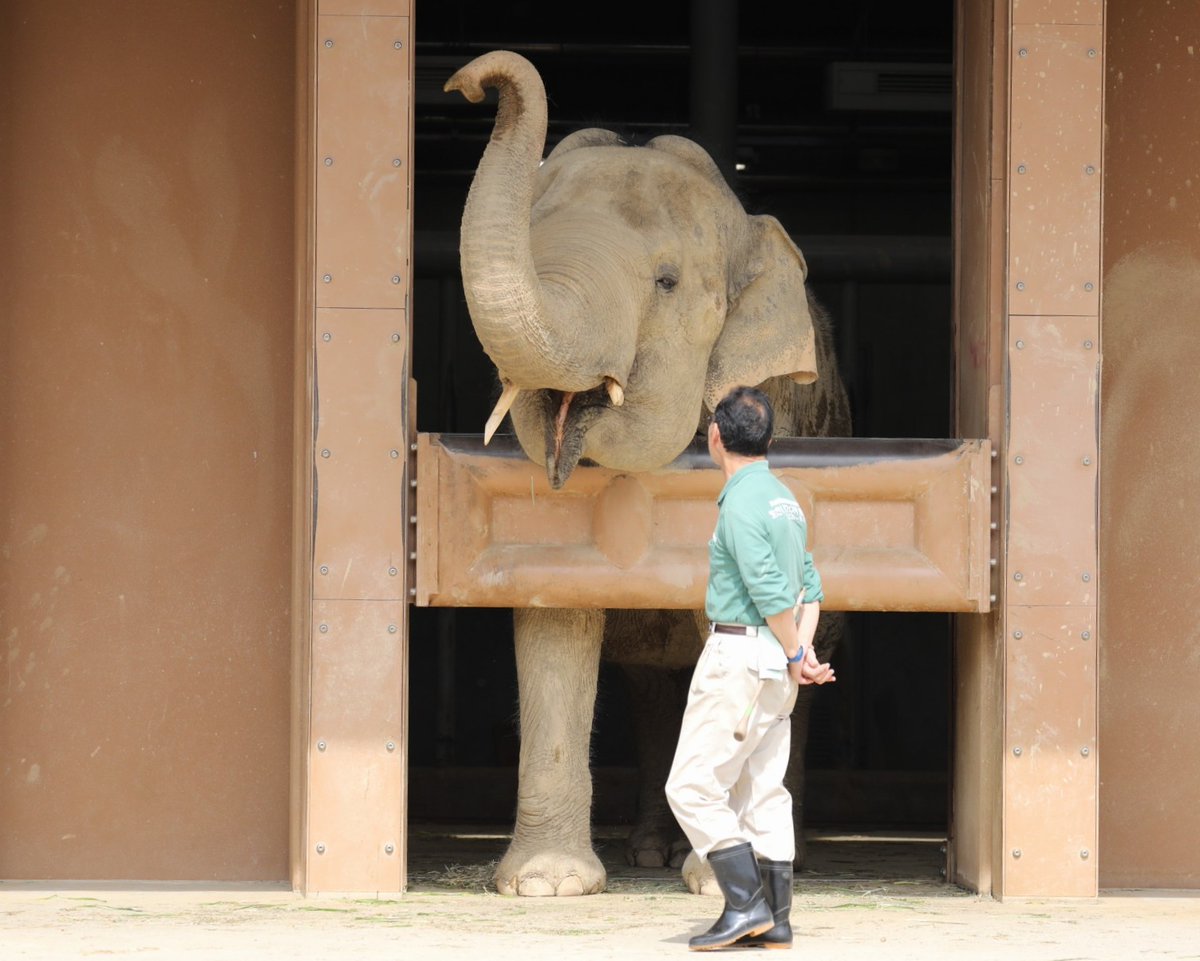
[704,215,818,411]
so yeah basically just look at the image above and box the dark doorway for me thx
[408,0,954,884]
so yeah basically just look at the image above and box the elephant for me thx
[444,50,852,897]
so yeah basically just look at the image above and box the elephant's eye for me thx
[655,268,679,292]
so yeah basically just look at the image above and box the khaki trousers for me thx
[665,630,799,862]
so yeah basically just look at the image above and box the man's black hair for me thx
[714,386,774,457]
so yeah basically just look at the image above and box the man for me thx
[666,385,835,952]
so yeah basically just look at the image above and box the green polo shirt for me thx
[705,460,824,626]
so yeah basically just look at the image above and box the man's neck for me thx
[721,452,765,483]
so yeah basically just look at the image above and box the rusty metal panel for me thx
[1100,0,1200,891]
[1003,606,1097,896]
[1008,25,1103,317]
[416,435,992,613]
[320,0,411,15]
[1006,316,1099,606]
[1002,5,1104,900]
[1013,0,1101,23]
[0,0,294,881]
[950,0,1007,896]
[315,14,410,309]
[306,600,406,894]
[313,308,409,599]
[987,190,1007,397]
[291,0,317,896]
[953,0,996,442]
[299,1,414,896]
[990,0,1009,182]
[1012,0,1099,23]
[952,613,1005,894]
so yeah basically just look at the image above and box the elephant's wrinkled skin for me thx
[445,51,851,897]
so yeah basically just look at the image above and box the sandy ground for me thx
[4,831,1197,960]
[3,878,1198,960]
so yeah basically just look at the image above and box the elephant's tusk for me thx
[605,378,624,407]
[484,383,521,445]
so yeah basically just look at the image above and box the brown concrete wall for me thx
[1100,0,1200,889]
[0,2,295,879]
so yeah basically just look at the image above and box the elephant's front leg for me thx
[495,607,606,896]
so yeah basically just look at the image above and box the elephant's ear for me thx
[703,215,818,412]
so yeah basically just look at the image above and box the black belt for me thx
[711,623,759,636]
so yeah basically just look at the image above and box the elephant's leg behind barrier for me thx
[785,610,846,869]
[619,663,691,868]
[494,607,607,897]
[784,686,819,870]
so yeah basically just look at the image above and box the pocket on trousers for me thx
[690,637,732,695]
[781,681,799,718]
[760,677,798,720]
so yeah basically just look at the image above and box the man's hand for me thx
[789,646,835,686]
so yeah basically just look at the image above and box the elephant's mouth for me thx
[540,386,611,489]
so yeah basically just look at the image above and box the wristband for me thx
[787,646,805,664]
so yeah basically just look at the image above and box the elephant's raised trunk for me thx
[445,51,607,395]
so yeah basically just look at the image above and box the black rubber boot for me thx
[688,842,774,951]
[735,858,794,949]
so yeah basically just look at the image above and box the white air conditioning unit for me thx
[827,62,952,112]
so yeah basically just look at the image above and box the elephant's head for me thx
[445,50,820,489]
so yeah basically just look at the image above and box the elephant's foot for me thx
[625,824,691,868]
[495,843,606,897]
[681,850,721,897]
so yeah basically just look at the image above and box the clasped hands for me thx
[789,646,835,686]
[765,601,835,687]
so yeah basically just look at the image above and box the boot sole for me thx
[688,919,775,951]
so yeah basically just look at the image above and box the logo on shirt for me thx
[767,497,805,523]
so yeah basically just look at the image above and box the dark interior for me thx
[407,0,954,859]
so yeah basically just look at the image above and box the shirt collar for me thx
[716,459,770,505]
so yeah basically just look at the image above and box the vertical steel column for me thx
[1001,0,1103,898]
[689,0,739,180]
[294,0,415,895]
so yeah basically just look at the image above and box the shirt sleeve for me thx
[802,550,825,604]
[724,502,796,619]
